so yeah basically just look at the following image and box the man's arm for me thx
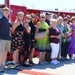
[0,18,2,27]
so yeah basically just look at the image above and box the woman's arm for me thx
[26,26,31,33]
[11,21,20,33]
[66,33,72,38]
[36,23,40,32]
[49,28,60,39]
[50,35,60,39]
[24,22,31,33]
[50,35,57,38]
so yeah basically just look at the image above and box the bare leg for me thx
[42,52,46,62]
[16,49,19,63]
[1,51,8,66]
[0,52,3,66]
[57,52,61,59]
[13,49,19,64]
[51,58,55,61]
[29,48,35,62]
[39,52,43,63]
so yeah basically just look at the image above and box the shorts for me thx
[0,39,11,52]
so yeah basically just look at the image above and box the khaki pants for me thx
[0,39,11,52]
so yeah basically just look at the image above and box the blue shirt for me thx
[56,24,64,34]
[0,16,12,40]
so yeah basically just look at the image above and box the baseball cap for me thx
[46,12,51,15]
[3,7,10,11]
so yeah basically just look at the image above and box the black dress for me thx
[11,24,24,51]
[29,21,36,49]
[23,28,31,61]
[24,28,31,51]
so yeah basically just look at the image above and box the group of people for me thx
[0,6,75,72]
[49,15,75,65]
[0,7,36,72]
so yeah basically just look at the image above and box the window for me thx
[0,8,2,18]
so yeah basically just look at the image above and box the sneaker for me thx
[60,58,65,61]
[55,60,60,64]
[39,62,44,65]
[12,63,20,68]
[50,61,58,65]
[71,57,74,60]
[0,66,4,72]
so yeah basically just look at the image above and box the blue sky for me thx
[0,0,75,11]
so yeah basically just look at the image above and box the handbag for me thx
[35,31,46,40]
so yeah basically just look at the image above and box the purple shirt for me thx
[70,25,75,39]
[49,27,60,44]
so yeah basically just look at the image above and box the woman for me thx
[49,19,60,65]
[23,15,32,66]
[56,16,64,59]
[11,12,24,67]
[29,13,36,65]
[68,16,75,59]
[36,13,50,64]
[61,17,71,61]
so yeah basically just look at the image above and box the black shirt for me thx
[15,24,24,31]
[45,19,50,26]
[29,21,36,40]
[0,16,12,40]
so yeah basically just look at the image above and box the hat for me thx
[66,15,70,18]
[46,12,51,15]
[70,16,75,21]
[3,7,9,11]
[63,17,68,21]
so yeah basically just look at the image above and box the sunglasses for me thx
[41,17,45,18]
[26,17,31,20]
[32,16,36,18]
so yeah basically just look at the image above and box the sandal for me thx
[22,63,33,67]
[29,61,35,65]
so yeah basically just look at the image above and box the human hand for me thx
[56,35,60,39]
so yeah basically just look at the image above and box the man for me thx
[53,14,58,19]
[0,7,11,72]
[45,12,51,26]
